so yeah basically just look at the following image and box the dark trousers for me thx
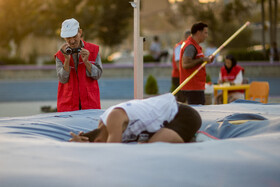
[172,77,180,88]
[171,77,183,102]
[177,90,205,105]
[154,51,169,62]
[171,77,179,92]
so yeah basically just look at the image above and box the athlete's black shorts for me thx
[164,103,201,142]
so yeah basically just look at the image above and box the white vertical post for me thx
[133,0,143,99]
[137,37,144,99]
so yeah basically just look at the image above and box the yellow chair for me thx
[248,81,269,103]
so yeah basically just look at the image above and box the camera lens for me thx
[72,48,81,53]
[65,47,72,55]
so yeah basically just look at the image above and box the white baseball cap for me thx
[60,18,79,38]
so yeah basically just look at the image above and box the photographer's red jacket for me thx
[55,41,100,112]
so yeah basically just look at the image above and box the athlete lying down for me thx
[69,93,201,143]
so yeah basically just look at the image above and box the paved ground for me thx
[0,97,279,118]
[0,100,129,117]
[269,96,280,103]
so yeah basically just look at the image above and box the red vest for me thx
[55,41,101,112]
[221,65,244,93]
[179,36,206,90]
[172,41,183,78]
[220,65,244,82]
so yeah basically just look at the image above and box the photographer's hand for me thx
[60,43,71,72]
[80,48,92,73]
[80,48,89,62]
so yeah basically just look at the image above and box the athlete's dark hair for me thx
[191,22,208,35]
[167,103,202,142]
[82,129,101,142]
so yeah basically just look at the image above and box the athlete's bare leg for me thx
[148,128,184,143]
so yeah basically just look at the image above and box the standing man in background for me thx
[55,18,103,112]
[171,30,191,100]
[149,36,168,62]
[178,22,214,105]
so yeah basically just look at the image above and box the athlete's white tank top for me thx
[100,93,178,142]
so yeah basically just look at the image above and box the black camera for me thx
[65,47,81,55]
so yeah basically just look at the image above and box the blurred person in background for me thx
[171,30,191,101]
[215,54,244,104]
[149,36,169,62]
[270,42,279,62]
[204,42,218,64]
[55,18,103,112]
[178,22,214,105]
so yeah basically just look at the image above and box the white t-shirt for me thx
[174,44,182,62]
[150,41,161,59]
[100,93,178,142]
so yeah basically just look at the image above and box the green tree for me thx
[0,0,133,55]
[260,0,266,55]
[95,0,133,47]
[36,0,133,47]
[145,75,159,95]
[178,0,255,48]
[0,0,42,51]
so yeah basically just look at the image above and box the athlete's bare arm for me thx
[106,108,129,143]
